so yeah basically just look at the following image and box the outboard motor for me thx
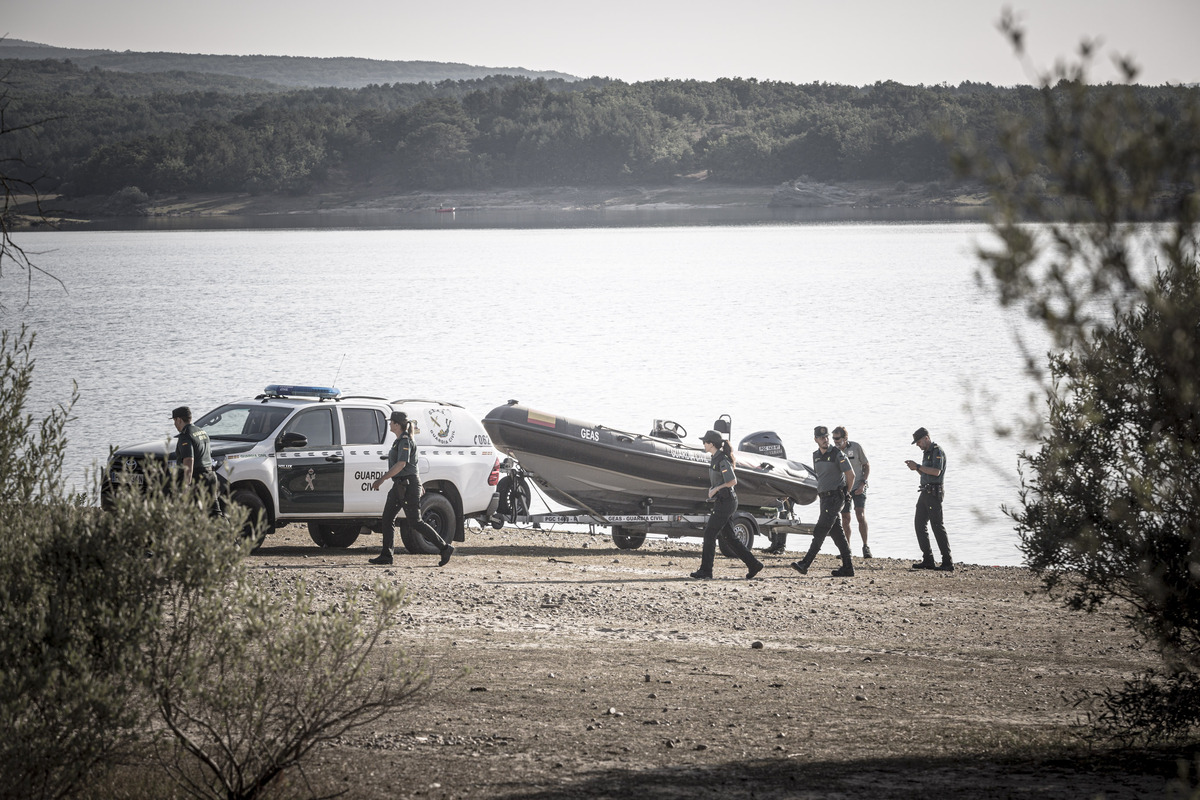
[738,430,786,460]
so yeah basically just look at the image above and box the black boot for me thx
[369,551,393,565]
[912,555,936,570]
[831,554,855,577]
[938,556,954,572]
[791,555,813,575]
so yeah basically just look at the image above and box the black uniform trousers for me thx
[381,477,448,554]
[915,485,951,560]
[697,489,761,575]
[798,490,853,566]
[195,470,224,517]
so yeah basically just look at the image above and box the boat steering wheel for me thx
[659,420,687,439]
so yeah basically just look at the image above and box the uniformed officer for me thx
[792,425,856,577]
[370,411,454,566]
[690,429,764,580]
[905,426,953,572]
[832,426,872,558]
[171,405,222,516]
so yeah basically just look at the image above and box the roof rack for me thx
[391,398,465,408]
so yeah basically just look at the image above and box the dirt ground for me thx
[241,523,1190,799]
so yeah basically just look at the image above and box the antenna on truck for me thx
[331,353,346,388]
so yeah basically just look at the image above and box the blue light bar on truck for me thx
[263,384,342,400]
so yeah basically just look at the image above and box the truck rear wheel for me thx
[401,492,456,555]
[611,527,646,550]
[307,522,361,549]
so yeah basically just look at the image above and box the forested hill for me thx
[3,54,1198,205]
[0,38,578,88]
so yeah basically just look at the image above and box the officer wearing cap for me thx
[690,429,764,581]
[369,411,454,567]
[905,426,952,571]
[792,425,856,578]
[171,405,222,516]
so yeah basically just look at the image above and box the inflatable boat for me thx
[481,401,819,517]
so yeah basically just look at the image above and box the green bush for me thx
[0,327,431,800]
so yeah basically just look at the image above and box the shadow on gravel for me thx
[501,750,1186,799]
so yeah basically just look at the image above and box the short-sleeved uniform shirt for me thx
[388,432,420,480]
[812,446,851,492]
[842,440,868,484]
[920,442,946,486]
[708,451,736,491]
[175,422,213,478]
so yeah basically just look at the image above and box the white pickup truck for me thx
[102,385,501,553]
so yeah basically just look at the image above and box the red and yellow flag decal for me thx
[526,409,558,428]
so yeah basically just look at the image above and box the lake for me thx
[4,216,1045,565]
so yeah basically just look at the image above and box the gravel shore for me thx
[242,523,1178,799]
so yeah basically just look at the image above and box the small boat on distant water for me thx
[482,401,819,517]
[435,207,457,213]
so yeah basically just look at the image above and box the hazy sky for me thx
[6,0,1200,86]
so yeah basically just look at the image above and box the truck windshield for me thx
[195,404,291,442]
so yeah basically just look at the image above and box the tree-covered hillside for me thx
[0,38,578,89]
[3,56,1197,202]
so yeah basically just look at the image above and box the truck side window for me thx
[283,408,334,448]
[343,408,386,445]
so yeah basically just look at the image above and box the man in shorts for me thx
[832,426,871,558]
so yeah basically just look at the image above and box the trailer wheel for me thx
[720,514,757,557]
[611,527,646,550]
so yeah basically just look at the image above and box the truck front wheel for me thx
[307,522,362,549]
[230,489,271,550]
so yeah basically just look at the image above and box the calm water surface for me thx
[5,222,1044,565]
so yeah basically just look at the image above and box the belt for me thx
[920,484,943,491]
[820,489,844,498]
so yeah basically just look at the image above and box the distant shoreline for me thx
[19,178,993,229]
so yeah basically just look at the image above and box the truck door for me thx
[276,407,343,514]
[341,407,390,514]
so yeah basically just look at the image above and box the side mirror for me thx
[277,431,308,450]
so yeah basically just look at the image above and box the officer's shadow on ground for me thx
[501,749,1178,800]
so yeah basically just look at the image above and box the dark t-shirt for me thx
[389,432,420,479]
[708,451,736,490]
[921,442,946,486]
[812,445,850,492]
[175,423,213,477]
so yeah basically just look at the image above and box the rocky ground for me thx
[234,522,1190,799]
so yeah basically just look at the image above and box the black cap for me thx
[814,425,828,438]
[171,406,191,421]
[912,426,929,444]
[700,430,723,446]
[389,411,409,425]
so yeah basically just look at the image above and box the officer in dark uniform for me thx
[370,411,454,567]
[905,426,953,571]
[690,429,764,580]
[171,405,222,516]
[792,425,856,577]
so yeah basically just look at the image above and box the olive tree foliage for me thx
[0,326,246,800]
[955,12,1200,742]
[0,329,434,800]
[148,575,428,800]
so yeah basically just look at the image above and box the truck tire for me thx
[720,514,757,557]
[307,522,361,549]
[230,489,271,550]
[400,492,456,555]
[611,527,646,550]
